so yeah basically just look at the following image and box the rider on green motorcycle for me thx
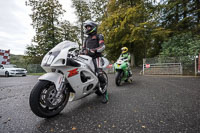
[120,47,132,77]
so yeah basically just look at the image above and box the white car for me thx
[0,64,27,77]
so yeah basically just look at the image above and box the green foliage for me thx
[28,73,45,76]
[60,20,80,44]
[72,0,91,22]
[24,0,200,66]
[99,0,170,65]
[89,0,108,23]
[160,32,200,74]
[25,0,66,64]
[25,44,43,64]
[160,32,200,57]
[160,0,200,34]
[72,0,91,45]
[10,54,27,68]
[26,64,45,73]
[98,0,200,65]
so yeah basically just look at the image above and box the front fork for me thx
[55,75,67,98]
[119,69,129,81]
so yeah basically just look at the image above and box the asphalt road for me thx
[0,72,200,133]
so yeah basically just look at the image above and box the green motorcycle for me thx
[114,57,132,86]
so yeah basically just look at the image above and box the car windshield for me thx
[4,65,17,68]
[50,41,79,52]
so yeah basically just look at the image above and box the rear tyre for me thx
[115,71,123,86]
[5,71,9,77]
[29,80,70,118]
[95,71,108,96]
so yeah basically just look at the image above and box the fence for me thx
[143,63,182,75]
[26,64,45,73]
[143,56,196,75]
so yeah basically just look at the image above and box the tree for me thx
[160,32,200,57]
[25,0,65,63]
[160,0,200,35]
[99,0,170,66]
[72,0,91,46]
[10,54,27,68]
[25,44,43,64]
[60,20,80,44]
[89,0,109,23]
[160,32,200,71]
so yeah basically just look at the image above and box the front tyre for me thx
[29,80,69,118]
[115,71,123,86]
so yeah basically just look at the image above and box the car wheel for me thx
[5,71,9,77]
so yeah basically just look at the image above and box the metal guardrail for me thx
[143,63,183,75]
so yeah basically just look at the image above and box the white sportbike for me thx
[29,41,109,118]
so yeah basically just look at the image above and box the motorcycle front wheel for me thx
[29,80,69,118]
[115,71,123,86]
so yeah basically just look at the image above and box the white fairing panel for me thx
[38,73,63,90]
[50,48,68,67]
[77,55,95,72]
[41,41,79,71]
[101,57,109,68]
[65,67,98,100]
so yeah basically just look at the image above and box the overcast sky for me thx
[0,0,77,55]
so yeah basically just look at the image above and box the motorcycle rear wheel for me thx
[95,71,108,96]
[29,80,69,118]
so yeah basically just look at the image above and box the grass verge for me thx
[28,73,45,76]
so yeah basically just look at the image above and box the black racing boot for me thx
[101,91,108,104]
[98,73,106,91]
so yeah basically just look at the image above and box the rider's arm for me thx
[81,39,87,54]
[91,34,105,53]
[82,39,86,50]
[120,54,125,59]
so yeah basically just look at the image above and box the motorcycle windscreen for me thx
[41,41,79,66]
[50,41,78,53]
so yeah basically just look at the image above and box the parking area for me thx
[0,73,200,132]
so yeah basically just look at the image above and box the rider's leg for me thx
[92,58,98,75]
[93,58,108,103]
[129,69,132,76]
[95,57,106,87]
[101,90,108,103]
[127,63,132,76]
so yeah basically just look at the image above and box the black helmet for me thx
[83,20,97,35]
